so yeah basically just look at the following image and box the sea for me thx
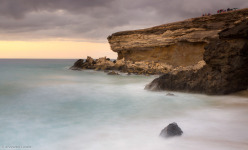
[0,59,247,150]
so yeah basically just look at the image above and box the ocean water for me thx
[0,59,248,150]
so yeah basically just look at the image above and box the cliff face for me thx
[71,8,248,94]
[108,8,248,67]
[145,20,248,95]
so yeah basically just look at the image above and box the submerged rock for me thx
[166,93,175,96]
[107,71,119,75]
[160,122,183,138]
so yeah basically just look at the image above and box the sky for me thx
[0,0,248,59]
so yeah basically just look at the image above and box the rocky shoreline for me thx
[71,8,248,95]
[70,56,206,75]
[145,20,248,95]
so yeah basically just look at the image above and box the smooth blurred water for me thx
[0,59,247,150]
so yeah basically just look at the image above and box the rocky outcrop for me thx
[108,8,248,67]
[145,20,248,95]
[71,9,248,94]
[70,56,173,75]
[70,59,85,70]
[70,55,206,75]
[71,56,111,70]
[160,122,183,138]
[70,56,96,70]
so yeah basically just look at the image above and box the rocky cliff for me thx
[145,19,248,95]
[108,8,248,67]
[71,8,248,94]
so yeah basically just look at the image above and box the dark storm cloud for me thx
[0,0,114,19]
[0,0,247,41]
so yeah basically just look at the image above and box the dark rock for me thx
[107,71,119,75]
[219,20,248,39]
[70,59,84,70]
[160,122,183,138]
[69,57,97,70]
[81,56,96,69]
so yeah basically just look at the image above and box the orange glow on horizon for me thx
[0,41,117,59]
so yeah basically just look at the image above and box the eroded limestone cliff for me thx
[108,8,248,67]
[71,8,248,94]
[145,19,248,94]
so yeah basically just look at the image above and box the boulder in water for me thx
[159,122,183,138]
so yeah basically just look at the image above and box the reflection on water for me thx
[0,59,247,150]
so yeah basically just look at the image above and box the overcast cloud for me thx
[0,0,247,42]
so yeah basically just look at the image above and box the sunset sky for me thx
[0,0,247,59]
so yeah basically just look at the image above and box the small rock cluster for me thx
[70,56,206,75]
[70,56,170,75]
